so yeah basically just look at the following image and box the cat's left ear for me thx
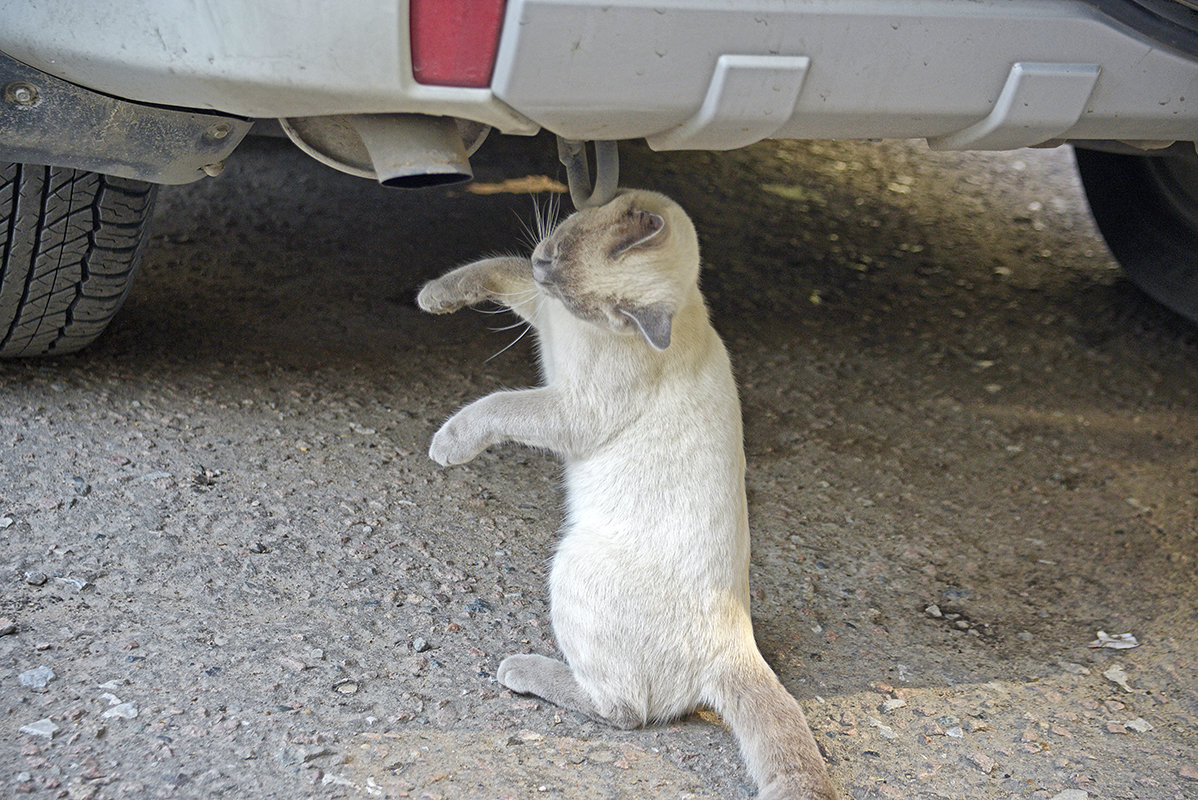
[619,304,673,350]
[611,208,666,257]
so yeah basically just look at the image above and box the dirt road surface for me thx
[2,133,1196,800]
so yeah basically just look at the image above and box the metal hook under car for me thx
[556,136,619,209]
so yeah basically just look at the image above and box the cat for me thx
[417,189,838,800]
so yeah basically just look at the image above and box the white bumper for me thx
[1,0,1195,150]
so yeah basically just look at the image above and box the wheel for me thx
[1,163,158,357]
[1074,146,1198,324]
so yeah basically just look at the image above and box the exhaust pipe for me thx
[279,113,486,188]
[349,114,471,188]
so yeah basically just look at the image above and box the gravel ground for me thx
[2,133,1196,800]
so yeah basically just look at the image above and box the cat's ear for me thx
[619,304,673,350]
[611,208,666,257]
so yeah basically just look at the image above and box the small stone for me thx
[1180,765,1198,781]
[333,680,359,695]
[0,617,15,635]
[280,657,308,673]
[1048,792,1088,800]
[945,726,964,738]
[0,516,13,528]
[23,571,48,586]
[20,719,59,738]
[19,666,56,691]
[966,751,996,774]
[881,698,907,713]
[1103,665,1135,693]
[869,718,897,739]
[1105,722,1127,734]
[101,702,138,720]
[924,604,943,618]
[466,598,493,614]
[71,477,92,496]
[1123,718,1153,733]
[411,637,430,653]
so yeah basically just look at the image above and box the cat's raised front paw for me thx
[428,416,487,466]
[416,278,470,315]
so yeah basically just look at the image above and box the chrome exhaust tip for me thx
[279,113,487,188]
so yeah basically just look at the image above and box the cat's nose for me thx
[531,256,554,283]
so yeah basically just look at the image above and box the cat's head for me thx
[529,189,699,350]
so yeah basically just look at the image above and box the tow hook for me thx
[556,137,619,209]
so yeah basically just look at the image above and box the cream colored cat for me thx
[417,189,837,800]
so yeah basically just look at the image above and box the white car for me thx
[2,0,1196,356]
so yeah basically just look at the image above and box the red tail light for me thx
[410,0,508,88]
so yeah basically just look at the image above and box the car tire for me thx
[1,163,158,357]
[1074,146,1198,324]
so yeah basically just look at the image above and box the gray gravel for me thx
[1,133,1196,799]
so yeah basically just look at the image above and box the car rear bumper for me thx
[1,0,1196,150]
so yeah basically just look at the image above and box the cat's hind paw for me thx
[497,654,565,697]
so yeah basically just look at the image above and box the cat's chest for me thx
[534,304,606,384]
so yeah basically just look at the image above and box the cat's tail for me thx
[709,650,838,800]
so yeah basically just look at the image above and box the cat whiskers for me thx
[516,192,562,250]
[468,286,540,316]
[486,295,542,362]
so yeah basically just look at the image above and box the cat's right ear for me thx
[610,208,666,257]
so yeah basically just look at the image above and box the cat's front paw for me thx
[416,277,470,315]
[428,415,488,466]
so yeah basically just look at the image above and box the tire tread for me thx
[0,164,158,357]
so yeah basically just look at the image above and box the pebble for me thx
[880,698,907,713]
[966,751,996,774]
[333,680,359,695]
[20,718,59,738]
[923,604,942,618]
[0,617,15,635]
[945,726,964,738]
[1103,665,1135,693]
[0,516,13,528]
[466,597,493,614]
[411,637,431,653]
[24,571,48,586]
[19,665,56,691]
[101,702,139,720]
[1049,791,1088,800]
[869,718,898,739]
